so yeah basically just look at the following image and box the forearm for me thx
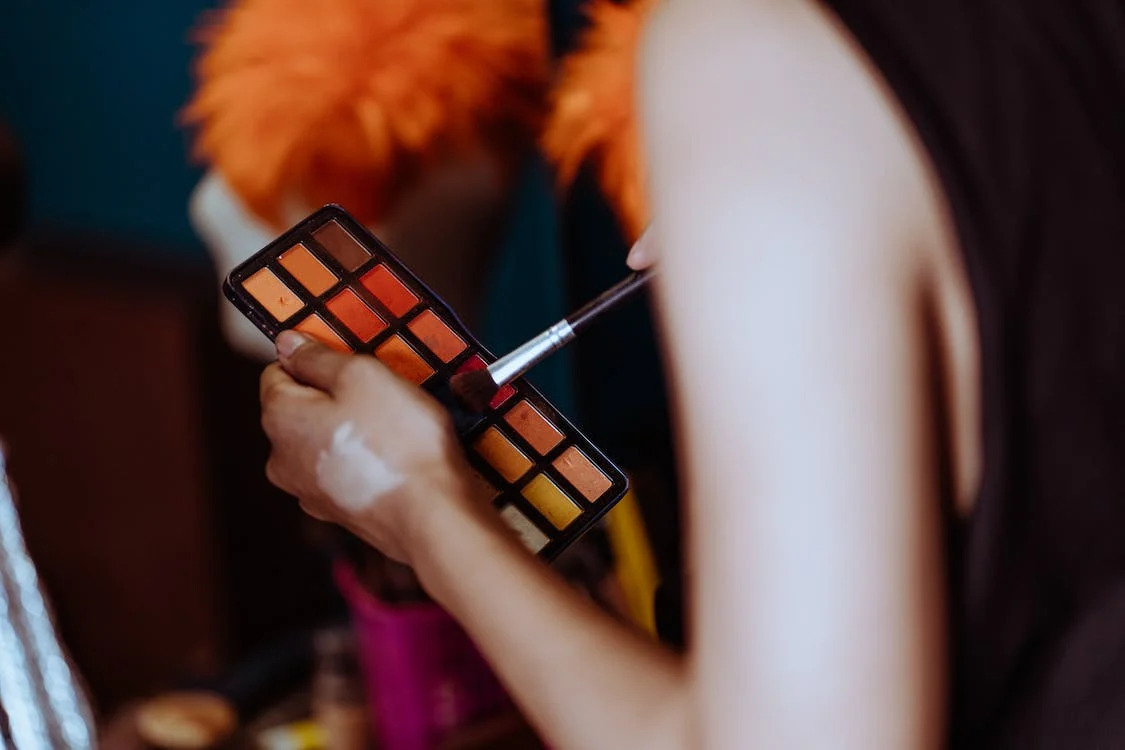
[411,499,690,750]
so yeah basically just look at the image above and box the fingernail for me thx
[276,331,309,359]
[627,228,653,270]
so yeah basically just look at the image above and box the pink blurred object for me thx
[334,561,512,750]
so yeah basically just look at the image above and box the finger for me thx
[626,226,656,270]
[260,362,302,404]
[260,363,324,434]
[265,456,284,488]
[276,331,350,392]
[298,499,333,522]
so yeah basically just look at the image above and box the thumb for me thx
[276,331,350,392]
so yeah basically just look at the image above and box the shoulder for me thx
[639,0,950,279]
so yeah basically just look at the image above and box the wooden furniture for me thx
[0,238,339,713]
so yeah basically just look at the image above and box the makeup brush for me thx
[450,269,654,412]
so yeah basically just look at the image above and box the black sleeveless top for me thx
[656,1,1125,746]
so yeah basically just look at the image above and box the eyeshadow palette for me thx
[224,205,629,560]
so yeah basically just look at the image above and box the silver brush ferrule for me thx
[488,320,575,387]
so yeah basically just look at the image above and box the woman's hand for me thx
[259,330,474,565]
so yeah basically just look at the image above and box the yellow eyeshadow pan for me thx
[295,314,350,352]
[374,335,434,385]
[521,474,581,530]
[503,401,564,455]
[553,447,613,502]
[242,268,303,322]
[407,310,466,363]
[279,243,337,295]
[474,427,532,482]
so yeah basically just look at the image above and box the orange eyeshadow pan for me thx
[361,265,418,318]
[553,447,613,502]
[474,427,532,482]
[327,288,386,342]
[504,401,564,455]
[242,268,303,322]
[408,310,467,363]
[375,335,433,385]
[279,243,337,295]
[295,314,351,352]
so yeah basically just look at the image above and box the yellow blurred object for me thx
[184,0,549,229]
[257,720,326,750]
[542,0,656,243]
[604,488,660,635]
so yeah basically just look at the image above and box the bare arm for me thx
[640,2,947,746]
[262,2,949,748]
[423,1,949,740]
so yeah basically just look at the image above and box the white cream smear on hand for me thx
[316,422,404,512]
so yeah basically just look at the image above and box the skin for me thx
[259,1,982,747]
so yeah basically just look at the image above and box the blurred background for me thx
[0,0,678,747]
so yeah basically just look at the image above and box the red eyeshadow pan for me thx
[295,314,351,353]
[375,335,434,385]
[407,310,466,363]
[457,355,515,409]
[360,265,419,318]
[326,288,386,342]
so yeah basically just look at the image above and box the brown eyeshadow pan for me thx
[313,220,371,271]
[503,401,564,455]
[242,268,303,322]
[295,314,351,352]
[279,243,337,295]
[407,310,467,363]
[327,288,386,342]
[553,447,613,502]
[474,427,533,482]
[374,335,433,385]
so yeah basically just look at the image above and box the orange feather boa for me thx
[185,0,550,228]
[542,0,654,243]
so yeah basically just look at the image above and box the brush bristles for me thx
[449,369,500,413]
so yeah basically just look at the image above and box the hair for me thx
[184,0,550,228]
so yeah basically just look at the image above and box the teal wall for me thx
[0,2,216,254]
[0,2,574,406]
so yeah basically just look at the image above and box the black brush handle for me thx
[565,270,653,336]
